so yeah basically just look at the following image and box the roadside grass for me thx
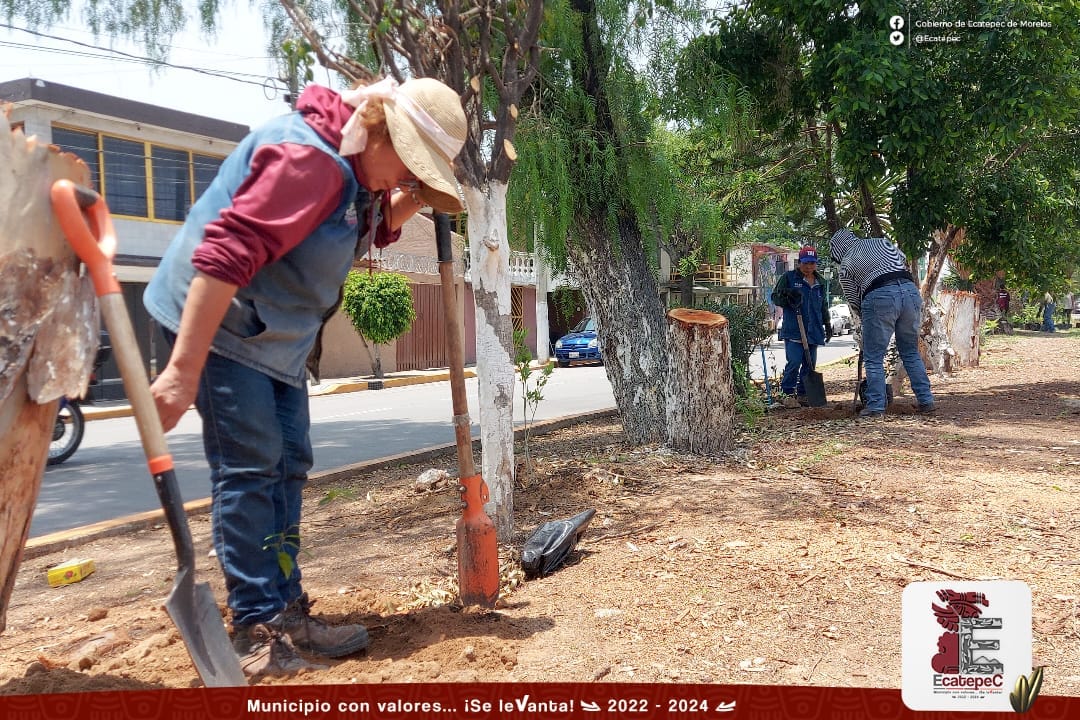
[795,440,845,469]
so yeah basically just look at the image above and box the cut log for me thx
[1,109,93,633]
[663,308,736,455]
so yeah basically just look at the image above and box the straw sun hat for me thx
[386,78,468,214]
[341,77,468,214]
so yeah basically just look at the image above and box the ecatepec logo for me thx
[902,581,1033,712]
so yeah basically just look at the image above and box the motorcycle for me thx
[48,397,86,466]
[47,332,111,467]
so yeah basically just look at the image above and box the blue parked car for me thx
[554,317,603,367]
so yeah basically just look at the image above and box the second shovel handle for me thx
[794,313,815,368]
[435,214,476,479]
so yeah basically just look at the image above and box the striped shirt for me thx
[829,229,913,317]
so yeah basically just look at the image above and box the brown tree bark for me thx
[859,179,885,239]
[921,225,964,302]
[571,218,668,446]
[663,309,736,455]
[809,123,840,235]
[1,115,92,632]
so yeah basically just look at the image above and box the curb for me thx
[23,407,618,560]
[817,350,859,368]
[309,368,476,396]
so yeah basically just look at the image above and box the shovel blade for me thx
[165,576,246,687]
[456,516,500,608]
[804,370,827,407]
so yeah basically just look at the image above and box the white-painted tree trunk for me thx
[569,221,668,445]
[534,254,550,362]
[462,183,516,542]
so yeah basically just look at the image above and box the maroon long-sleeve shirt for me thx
[191,85,400,287]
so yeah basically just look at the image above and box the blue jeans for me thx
[781,339,819,397]
[861,281,934,412]
[191,344,313,627]
[1042,303,1056,332]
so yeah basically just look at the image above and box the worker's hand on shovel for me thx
[150,365,198,433]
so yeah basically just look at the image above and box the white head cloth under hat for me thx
[339,77,468,213]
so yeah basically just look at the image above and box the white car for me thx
[829,304,853,335]
[774,304,853,337]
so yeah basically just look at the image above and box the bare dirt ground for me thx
[1,329,1078,696]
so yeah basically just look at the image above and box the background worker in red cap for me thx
[144,76,467,676]
[770,245,831,407]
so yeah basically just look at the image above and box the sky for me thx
[0,4,306,129]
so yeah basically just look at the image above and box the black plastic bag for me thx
[520,509,596,578]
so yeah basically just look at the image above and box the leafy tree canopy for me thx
[3,0,226,61]
[706,0,1080,288]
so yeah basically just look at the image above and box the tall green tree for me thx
[510,0,743,448]
[708,0,1080,295]
[659,0,1079,391]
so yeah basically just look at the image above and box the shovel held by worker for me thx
[50,180,246,687]
[435,213,499,608]
[794,311,828,407]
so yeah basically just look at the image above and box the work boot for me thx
[916,402,937,415]
[282,593,369,658]
[233,617,327,677]
[780,395,800,409]
[797,395,810,407]
[858,408,884,419]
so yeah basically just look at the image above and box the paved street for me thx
[30,365,615,538]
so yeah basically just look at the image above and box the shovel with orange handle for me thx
[434,213,499,608]
[50,180,246,687]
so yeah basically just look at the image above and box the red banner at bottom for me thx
[0,683,1076,719]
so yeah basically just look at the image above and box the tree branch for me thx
[859,178,884,238]
[809,122,840,234]
[279,0,376,83]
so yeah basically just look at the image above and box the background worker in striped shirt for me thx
[829,228,936,418]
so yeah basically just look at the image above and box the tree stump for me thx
[663,308,735,455]
[1,112,93,633]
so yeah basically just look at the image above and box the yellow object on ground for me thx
[46,558,95,587]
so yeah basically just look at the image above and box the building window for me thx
[50,125,225,222]
[193,153,223,201]
[51,127,100,189]
[103,135,147,217]
[152,145,190,220]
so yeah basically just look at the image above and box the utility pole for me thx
[281,38,314,111]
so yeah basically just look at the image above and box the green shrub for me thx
[700,299,772,397]
[941,271,975,292]
[341,271,416,378]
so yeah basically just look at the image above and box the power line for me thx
[0,23,281,90]
[0,37,265,83]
